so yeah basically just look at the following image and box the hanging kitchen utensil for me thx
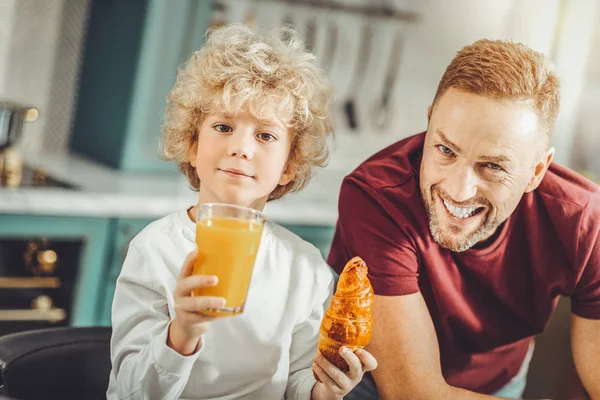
[208,0,228,30]
[278,0,295,43]
[0,102,38,151]
[319,17,338,74]
[303,0,325,54]
[305,12,318,53]
[0,102,38,187]
[243,0,259,28]
[343,22,374,131]
[371,28,403,131]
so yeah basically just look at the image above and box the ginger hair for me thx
[433,39,560,144]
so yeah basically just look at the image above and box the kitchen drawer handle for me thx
[0,277,61,289]
[0,295,66,322]
[0,308,67,322]
[24,240,59,276]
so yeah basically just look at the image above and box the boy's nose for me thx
[227,131,255,160]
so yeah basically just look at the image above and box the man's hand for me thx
[311,347,378,400]
[167,250,227,356]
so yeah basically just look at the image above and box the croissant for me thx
[317,256,374,374]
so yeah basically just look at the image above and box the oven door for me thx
[0,237,82,336]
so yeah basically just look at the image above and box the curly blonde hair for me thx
[160,23,334,200]
[433,39,560,143]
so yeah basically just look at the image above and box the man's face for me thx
[420,88,552,252]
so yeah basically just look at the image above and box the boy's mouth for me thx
[218,168,254,179]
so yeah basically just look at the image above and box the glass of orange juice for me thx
[192,203,266,316]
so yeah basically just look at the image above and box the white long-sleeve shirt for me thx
[106,210,335,400]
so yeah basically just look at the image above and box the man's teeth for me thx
[443,200,478,219]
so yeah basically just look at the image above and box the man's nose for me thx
[227,130,255,160]
[445,166,478,203]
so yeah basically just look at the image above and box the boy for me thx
[107,23,376,400]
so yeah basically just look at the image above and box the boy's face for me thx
[190,108,294,210]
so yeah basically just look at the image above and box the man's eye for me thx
[214,124,232,133]
[257,132,276,142]
[486,163,503,171]
[438,145,454,156]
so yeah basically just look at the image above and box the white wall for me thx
[570,5,600,177]
[548,0,600,166]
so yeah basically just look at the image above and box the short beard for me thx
[422,186,497,252]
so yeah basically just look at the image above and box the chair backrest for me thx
[0,326,112,400]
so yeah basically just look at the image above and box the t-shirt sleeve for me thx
[571,192,600,319]
[327,176,420,296]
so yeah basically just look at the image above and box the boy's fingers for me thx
[176,275,218,295]
[178,296,226,312]
[355,348,378,372]
[338,346,362,380]
[314,353,350,388]
[312,361,338,390]
[178,250,198,279]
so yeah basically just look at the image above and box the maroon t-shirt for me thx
[328,132,600,394]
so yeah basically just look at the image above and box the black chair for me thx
[0,327,112,400]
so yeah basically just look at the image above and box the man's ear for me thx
[525,147,555,193]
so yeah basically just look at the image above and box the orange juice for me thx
[192,215,264,316]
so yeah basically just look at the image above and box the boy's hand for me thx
[311,347,378,400]
[167,250,226,356]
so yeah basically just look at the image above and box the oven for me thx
[0,236,83,336]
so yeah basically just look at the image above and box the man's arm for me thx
[330,178,504,399]
[370,293,502,400]
[571,314,600,400]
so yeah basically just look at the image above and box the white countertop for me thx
[0,151,349,226]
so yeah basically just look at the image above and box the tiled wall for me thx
[0,0,90,154]
[0,1,17,93]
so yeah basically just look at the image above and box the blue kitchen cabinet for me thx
[98,218,155,326]
[0,214,111,327]
[71,0,213,173]
[282,224,336,259]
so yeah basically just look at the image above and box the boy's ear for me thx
[278,170,294,186]
[188,141,198,167]
[278,162,295,186]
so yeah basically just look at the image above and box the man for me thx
[328,39,600,399]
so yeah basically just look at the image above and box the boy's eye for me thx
[213,124,232,133]
[257,132,276,142]
[437,145,454,156]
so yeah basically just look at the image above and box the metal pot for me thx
[0,102,38,151]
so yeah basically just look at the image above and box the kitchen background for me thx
[0,0,599,398]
